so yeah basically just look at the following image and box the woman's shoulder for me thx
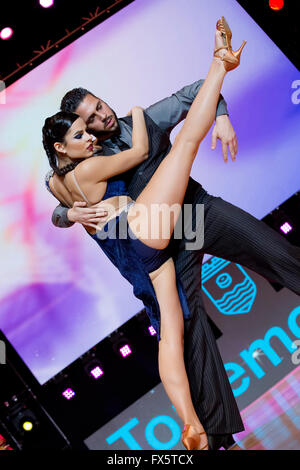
[75,151,104,181]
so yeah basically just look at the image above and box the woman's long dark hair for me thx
[42,111,85,176]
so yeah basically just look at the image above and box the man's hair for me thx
[60,87,97,113]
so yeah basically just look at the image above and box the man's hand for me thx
[211,115,237,163]
[67,201,109,229]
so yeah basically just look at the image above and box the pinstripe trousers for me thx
[107,124,300,435]
[170,185,300,435]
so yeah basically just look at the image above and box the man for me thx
[51,80,236,227]
[46,80,300,448]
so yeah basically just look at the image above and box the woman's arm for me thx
[78,107,149,184]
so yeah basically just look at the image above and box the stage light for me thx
[10,407,39,436]
[0,434,13,451]
[120,344,132,357]
[280,222,293,234]
[110,332,133,358]
[271,207,295,237]
[148,326,157,336]
[136,310,157,338]
[269,0,284,11]
[90,365,104,379]
[22,421,33,432]
[82,354,104,380]
[0,27,13,40]
[39,0,54,7]
[62,388,75,400]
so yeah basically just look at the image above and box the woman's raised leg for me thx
[127,21,246,451]
[128,26,244,249]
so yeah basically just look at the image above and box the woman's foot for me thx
[181,423,209,450]
[214,27,228,61]
[213,16,246,71]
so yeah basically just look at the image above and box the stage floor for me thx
[234,365,300,450]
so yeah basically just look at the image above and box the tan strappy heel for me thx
[181,424,209,450]
[214,16,246,71]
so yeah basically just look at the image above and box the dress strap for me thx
[72,170,90,204]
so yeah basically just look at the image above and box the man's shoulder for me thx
[118,112,152,125]
[119,113,167,134]
[118,115,131,125]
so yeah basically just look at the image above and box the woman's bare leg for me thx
[128,33,228,248]
[150,259,208,448]
[127,28,242,450]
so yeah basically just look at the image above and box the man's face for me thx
[75,93,120,140]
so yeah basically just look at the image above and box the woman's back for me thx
[47,163,132,234]
[69,168,130,204]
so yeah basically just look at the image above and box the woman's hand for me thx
[126,106,144,116]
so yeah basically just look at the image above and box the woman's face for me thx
[55,117,95,159]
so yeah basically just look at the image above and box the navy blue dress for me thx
[87,175,192,341]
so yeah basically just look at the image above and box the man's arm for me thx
[145,79,228,136]
[48,182,109,229]
[52,204,74,228]
[51,201,111,229]
[145,79,237,162]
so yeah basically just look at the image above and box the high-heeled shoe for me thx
[214,16,247,71]
[181,424,209,450]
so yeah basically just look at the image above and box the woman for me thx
[43,18,246,450]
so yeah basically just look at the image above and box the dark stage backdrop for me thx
[83,260,300,450]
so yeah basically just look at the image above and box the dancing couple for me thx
[44,17,300,450]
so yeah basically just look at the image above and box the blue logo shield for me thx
[201,257,257,315]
